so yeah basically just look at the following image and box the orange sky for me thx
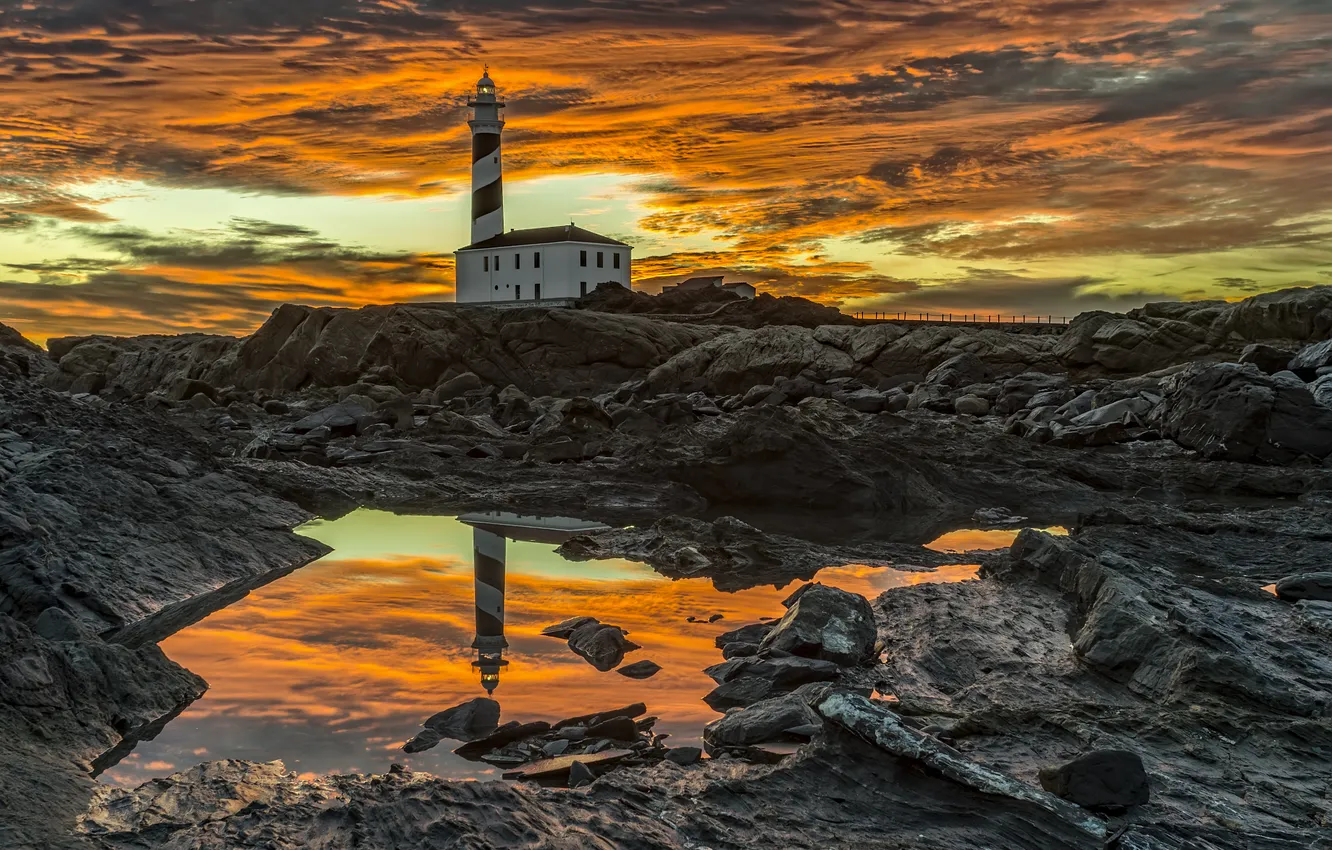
[3,1,1330,342]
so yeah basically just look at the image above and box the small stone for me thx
[558,726,587,741]
[708,613,725,623]
[569,761,594,788]
[403,727,443,753]
[616,660,662,680]
[262,399,289,415]
[542,739,571,757]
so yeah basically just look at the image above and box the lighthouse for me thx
[455,68,633,304]
[468,67,506,245]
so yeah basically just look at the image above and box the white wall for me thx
[455,241,632,303]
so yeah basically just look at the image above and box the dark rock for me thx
[586,716,638,741]
[1239,343,1297,374]
[552,703,646,730]
[1159,362,1332,462]
[703,677,777,710]
[168,377,217,402]
[262,399,289,415]
[453,720,552,760]
[541,616,599,638]
[716,622,775,648]
[1289,338,1332,380]
[1038,750,1151,812]
[287,402,369,437]
[664,746,702,766]
[434,371,485,402]
[759,584,877,667]
[423,697,501,741]
[542,739,571,757]
[1274,572,1332,602]
[567,620,640,671]
[703,692,821,748]
[722,641,761,659]
[616,659,662,679]
[402,727,443,753]
[569,760,594,788]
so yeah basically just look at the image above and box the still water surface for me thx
[100,510,1013,787]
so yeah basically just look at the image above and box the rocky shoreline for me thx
[3,284,1332,848]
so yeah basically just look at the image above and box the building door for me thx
[580,281,587,296]
[515,284,521,300]
[535,283,542,301]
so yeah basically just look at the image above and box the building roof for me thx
[676,276,725,290]
[460,225,630,251]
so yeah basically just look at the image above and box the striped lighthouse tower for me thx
[470,525,509,694]
[467,67,505,245]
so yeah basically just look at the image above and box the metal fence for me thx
[852,311,1071,326]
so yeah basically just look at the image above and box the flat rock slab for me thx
[501,749,632,781]
[454,720,551,760]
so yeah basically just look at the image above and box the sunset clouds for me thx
[2,0,1330,340]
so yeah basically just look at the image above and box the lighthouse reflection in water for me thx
[456,512,612,694]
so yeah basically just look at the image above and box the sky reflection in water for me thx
[100,510,992,787]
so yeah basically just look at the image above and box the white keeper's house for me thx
[454,69,632,304]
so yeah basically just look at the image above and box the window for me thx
[535,283,542,300]
[580,281,588,297]
[534,251,541,268]
[515,284,521,300]
[515,254,520,270]
[580,250,587,267]
[597,251,604,268]
[483,256,489,272]
[494,256,499,270]
[493,156,498,164]
[613,253,621,270]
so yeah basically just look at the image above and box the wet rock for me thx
[838,389,888,413]
[759,584,877,667]
[616,659,662,679]
[1038,750,1151,813]
[1159,362,1332,462]
[262,399,289,415]
[566,619,641,672]
[1313,374,1332,409]
[542,739,571,757]
[1274,572,1332,602]
[423,697,501,741]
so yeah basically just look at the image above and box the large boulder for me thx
[758,584,876,666]
[1158,363,1332,463]
[1038,750,1151,812]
